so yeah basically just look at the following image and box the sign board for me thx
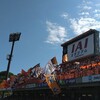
[92,74,100,82]
[67,34,94,61]
[61,29,99,62]
[82,74,100,83]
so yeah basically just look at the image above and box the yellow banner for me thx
[45,74,61,95]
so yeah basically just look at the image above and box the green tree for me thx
[0,71,14,83]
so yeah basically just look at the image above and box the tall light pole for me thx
[6,32,21,80]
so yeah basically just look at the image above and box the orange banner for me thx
[45,74,61,95]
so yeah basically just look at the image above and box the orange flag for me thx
[45,74,61,95]
[21,69,28,76]
[0,80,9,89]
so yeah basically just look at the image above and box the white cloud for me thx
[46,0,100,45]
[45,21,68,44]
[86,1,93,4]
[61,13,69,19]
[61,0,100,35]
[71,0,100,35]
[70,17,100,35]
[79,12,89,16]
[94,14,100,18]
[94,9,100,13]
[83,6,92,10]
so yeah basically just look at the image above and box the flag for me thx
[44,57,61,94]
[27,68,33,75]
[51,56,58,66]
[45,74,61,95]
[31,63,41,78]
[44,57,58,75]
[33,63,40,69]
[21,69,28,76]
[44,60,55,74]
[0,80,10,89]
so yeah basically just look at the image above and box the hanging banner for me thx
[45,74,61,95]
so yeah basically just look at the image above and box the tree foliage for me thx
[0,71,14,83]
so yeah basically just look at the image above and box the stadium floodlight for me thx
[6,32,21,80]
[9,32,21,42]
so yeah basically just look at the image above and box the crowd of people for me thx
[0,55,100,90]
[0,63,45,89]
[56,55,100,80]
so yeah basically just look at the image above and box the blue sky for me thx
[0,0,100,75]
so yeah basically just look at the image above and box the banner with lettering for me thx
[45,74,61,95]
